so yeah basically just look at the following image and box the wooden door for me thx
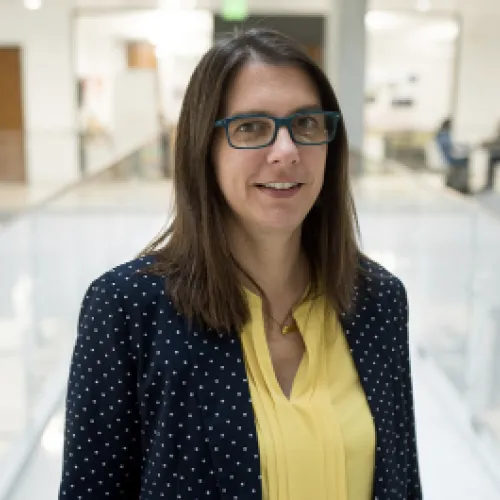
[0,47,25,182]
[304,44,323,69]
[126,42,157,70]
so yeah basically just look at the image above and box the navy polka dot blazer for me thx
[59,256,422,499]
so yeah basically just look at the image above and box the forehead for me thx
[224,62,321,116]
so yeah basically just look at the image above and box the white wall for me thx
[0,3,209,184]
[365,12,458,132]
[83,71,159,175]
[76,15,160,176]
[369,0,459,9]
[326,0,367,152]
[75,10,213,175]
[0,0,79,184]
[153,10,213,123]
[75,20,126,130]
[454,2,500,143]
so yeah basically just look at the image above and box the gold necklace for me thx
[264,286,309,335]
[266,311,299,335]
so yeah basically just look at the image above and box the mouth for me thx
[255,182,303,190]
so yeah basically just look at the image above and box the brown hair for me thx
[141,28,361,333]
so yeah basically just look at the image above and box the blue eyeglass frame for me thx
[214,110,341,150]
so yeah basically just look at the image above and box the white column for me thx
[453,1,500,144]
[325,0,367,152]
[0,0,79,185]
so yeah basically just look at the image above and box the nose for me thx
[266,126,300,165]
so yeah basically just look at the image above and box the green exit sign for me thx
[222,0,248,21]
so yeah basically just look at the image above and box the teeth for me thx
[261,182,299,190]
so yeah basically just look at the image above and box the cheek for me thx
[214,151,251,212]
[215,148,261,195]
[215,150,239,196]
[308,149,327,185]
[213,138,233,194]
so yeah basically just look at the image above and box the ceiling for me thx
[74,0,330,15]
[74,0,462,13]
[10,0,499,15]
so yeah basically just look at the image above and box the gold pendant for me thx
[282,322,298,335]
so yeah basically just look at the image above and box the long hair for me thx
[141,28,361,333]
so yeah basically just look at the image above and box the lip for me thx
[254,181,302,185]
[255,183,303,199]
[253,182,303,187]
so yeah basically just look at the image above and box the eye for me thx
[235,120,268,133]
[295,115,319,129]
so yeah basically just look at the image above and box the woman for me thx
[59,29,422,499]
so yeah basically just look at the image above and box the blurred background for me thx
[1,0,500,498]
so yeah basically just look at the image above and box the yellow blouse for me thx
[240,289,376,500]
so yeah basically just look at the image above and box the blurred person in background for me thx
[435,117,471,194]
[59,28,422,500]
[480,120,500,192]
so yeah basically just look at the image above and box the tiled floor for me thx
[1,167,500,499]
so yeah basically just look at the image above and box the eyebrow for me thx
[228,104,324,117]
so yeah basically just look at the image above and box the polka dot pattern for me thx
[341,259,423,499]
[59,256,422,499]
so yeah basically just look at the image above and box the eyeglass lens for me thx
[227,113,336,148]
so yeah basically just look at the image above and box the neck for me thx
[227,220,309,305]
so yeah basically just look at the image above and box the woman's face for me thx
[212,62,327,237]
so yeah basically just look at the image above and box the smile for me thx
[255,182,303,190]
[254,182,304,199]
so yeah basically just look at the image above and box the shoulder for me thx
[99,255,162,290]
[355,254,408,321]
[359,254,407,297]
[79,256,190,357]
[344,255,411,363]
[84,255,175,315]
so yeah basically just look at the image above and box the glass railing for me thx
[0,130,169,226]
[356,160,500,483]
[0,139,171,498]
[1,152,499,497]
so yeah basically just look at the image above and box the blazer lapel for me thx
[189,327,262,500]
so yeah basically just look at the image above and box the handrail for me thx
[0,136,164,230]
[365,155,500,223]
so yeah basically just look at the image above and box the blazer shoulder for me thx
[358,254,407,305]
[87,255,177,315]
[354,256,410,361]
[82,257,189,356]
[97,255,160,292]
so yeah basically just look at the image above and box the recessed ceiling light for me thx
[24,0,42,10]
[415,0,431,12]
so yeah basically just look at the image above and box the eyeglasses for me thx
[214,110,341,150]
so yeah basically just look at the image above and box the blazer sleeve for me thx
[396,280,424,499]
[59,274,141,499]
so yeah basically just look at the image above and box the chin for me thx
[256,216,306,235]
